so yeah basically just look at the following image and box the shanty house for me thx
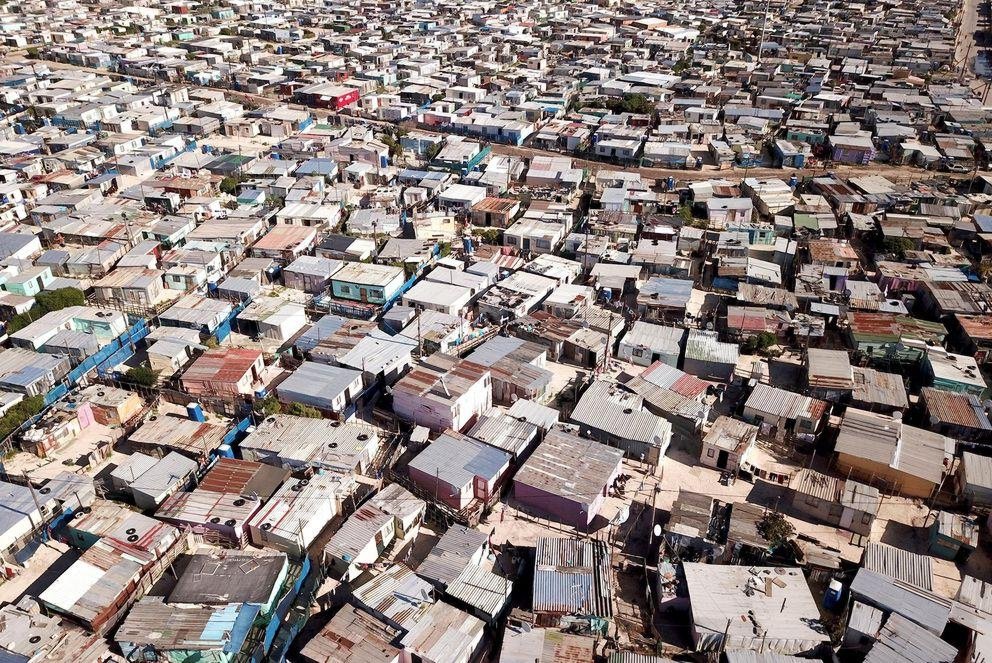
[790,468,881,537]
[407,430,511,510]
[392,355,492,432]
[834,408,953,498]
[683,563,829,655]
[513,427,623,529]
[570,380,672,465]
[532,538,612,630]
[181,347,265,398]
[699,416,759,474]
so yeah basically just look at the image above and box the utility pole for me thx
[23,472,43,533]
[718,618,732,655]
[756,0,772,65]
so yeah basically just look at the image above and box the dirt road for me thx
[956,0,990,100]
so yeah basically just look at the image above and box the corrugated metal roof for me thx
[501,628,595,663]
[571,380,671,445]
[241,415,380,473]
[863,612,956,663]
[744,383,827,423]
[275,361,362,411]
[416,524,488,588]
[116,598,259,652]
[298,605,401,663]
[129,416,229,458]
[514,427,622,509]
[533,538,612,618]
[805,348,854,390]
[467,410,538,457]
[352,564,435,630]
[445,563,512,619]
[836,408,951,486]
[128,452,198,497]
[723,653,810,663]
[685,329,739,366]
[850,568,951,634]
[638,276,693,307]
[407,430,510,489]
[324,503,393,562]
[962,452,992,507]
[181,347,262,384]
[505,398,559,430]
[862,542,933,590]
[921,387,992,431]
[852,367,908,409]
[399,601,485,662]
[847,600,884,639]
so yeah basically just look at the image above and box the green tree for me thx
[758,512,796,549]
[6,288,88,334]
[581,93,655,115]
[424,142,443,161]
[254,396,281,416]
[220,176,240,195]
[284,402,322,418]
[35,288,85,313]
[882,236,915,258]
[123,365,160,387]
[0,395,44,440]
[755,331,777,351]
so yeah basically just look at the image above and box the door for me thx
[359,287,368,303]
[839,508,855,531]
[473,475,488,501]
[717,450,729,470]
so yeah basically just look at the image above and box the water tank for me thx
[187,402,206,422]
[789,175,799,189]
[215,443,234,458]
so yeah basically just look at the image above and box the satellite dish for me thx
[653,525,663,537]
[613,505,630,526]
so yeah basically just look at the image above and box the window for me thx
[862,513,872,525]
[339,284,351,294]
[706,449,715,458]
[829,504,843,517]
[805,495,817,507]
[633,348,644,358]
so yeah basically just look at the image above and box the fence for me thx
[41,319,151,407]
[215,298,251,343]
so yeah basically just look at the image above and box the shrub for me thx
[123,365,159,387]
[254,396,281,417]
[0,395,44,440]
[758,512,796,549]
[284,402,322,418]
[6,288,87,334]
